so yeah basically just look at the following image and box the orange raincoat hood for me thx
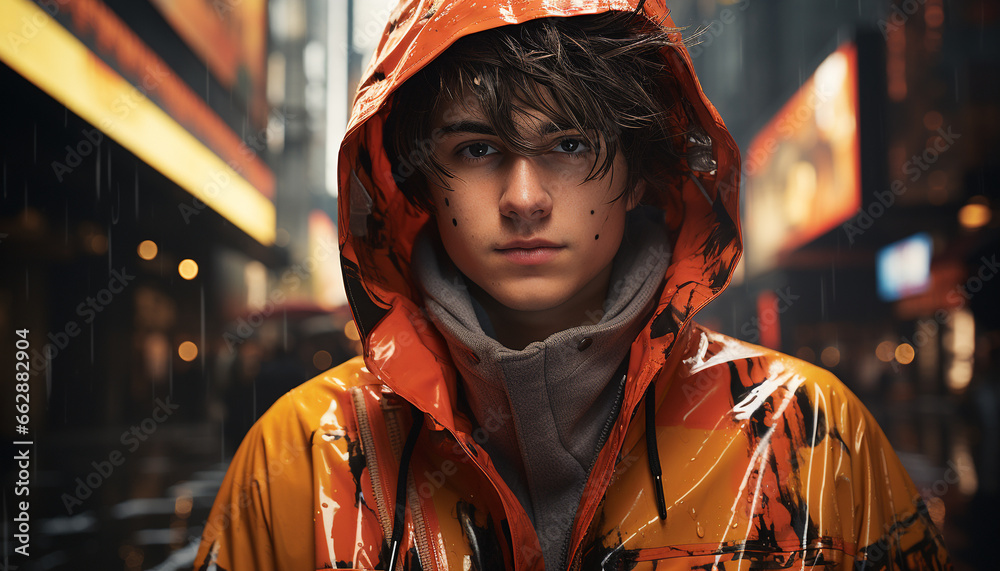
[337,0,741,429]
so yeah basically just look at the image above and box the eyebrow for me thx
[438,120,496,136]
[437,120,569,137]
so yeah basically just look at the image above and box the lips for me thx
[498,239,561,249]
[496,239,564,265]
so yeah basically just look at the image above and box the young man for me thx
[195,1,950,569]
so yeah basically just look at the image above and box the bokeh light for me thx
[313,350,333,370]
[958,203,991,229]
[90,234,108,254]
[344,320,361,341]
[138,240,158,260]
[894,343,915,365]
[796,346,815,362]
[820,346,841,367]
[876,341,896,362]
[178,341,198,362]
[178,259,199,280]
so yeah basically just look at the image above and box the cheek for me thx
[434,195,481,260]
[432,188,458,228]
[591,204,630,248]
[434,182,494,234]
[583,200,624,241]
[436,195,461,230]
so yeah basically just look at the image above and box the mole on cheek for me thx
[595,234,600,240]
[445,198,450,207]
[590,210,595,215]
[452,218,458,227]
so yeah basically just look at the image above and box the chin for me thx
[487,287,571,313]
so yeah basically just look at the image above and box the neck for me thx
[469,265,612,350]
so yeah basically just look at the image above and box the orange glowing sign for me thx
[743,43,861,275]
[148,0,269,129]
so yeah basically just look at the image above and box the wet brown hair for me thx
[383,7,693,213]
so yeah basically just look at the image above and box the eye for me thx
[553,138,589,155]
[460,142,499,159]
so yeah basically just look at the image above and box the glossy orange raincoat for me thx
[195,0,950,569]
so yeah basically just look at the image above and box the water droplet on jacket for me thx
[689,507,697,519]
[690,457,696,462]
[731,522,738,528]
[696,523,705,538]
[321,502,328,508]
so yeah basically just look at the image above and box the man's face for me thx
[426,96,638,314]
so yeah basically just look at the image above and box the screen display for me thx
[877,232,933,301]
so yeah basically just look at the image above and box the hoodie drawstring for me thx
[645,382,667,521]
[387,405,424,570]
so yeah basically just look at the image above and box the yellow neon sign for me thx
[0,0,276,245]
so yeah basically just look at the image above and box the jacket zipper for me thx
[351,388,396,561]
[559,369,629,571]
[406,475,435,567]
[354,388,437,569]
[381,399,436,569]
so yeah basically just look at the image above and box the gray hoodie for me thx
[412,206,672,568]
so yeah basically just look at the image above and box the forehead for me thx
[432,92,487,126]
[430,86,568,135]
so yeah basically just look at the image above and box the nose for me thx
[499,156,552,221]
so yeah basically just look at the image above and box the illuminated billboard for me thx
[148,0,269,129]
[743,43,861,275]
[0,0,275,245]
